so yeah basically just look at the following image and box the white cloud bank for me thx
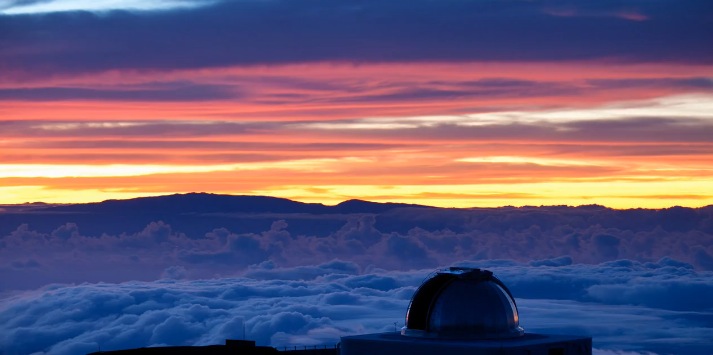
[1,259,711,355]
[1,205,712,354]
[0,0,214,15]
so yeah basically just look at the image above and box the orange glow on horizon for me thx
[2,61,712,208]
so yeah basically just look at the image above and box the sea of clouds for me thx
[1,259,712,354]
[2,206,713,354]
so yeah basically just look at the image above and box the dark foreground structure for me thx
[88,339,337,355]
[341,267,591,355]
[90,267,591,355]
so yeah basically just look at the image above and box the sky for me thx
[1,0,712,208]
[2,3,713,353]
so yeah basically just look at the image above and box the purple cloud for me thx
[2,204,713,292]
[2,1,712,78]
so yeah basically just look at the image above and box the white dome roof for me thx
[402,267,524,339]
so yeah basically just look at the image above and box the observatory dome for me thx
[402,267,524,339]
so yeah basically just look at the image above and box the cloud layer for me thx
[2,202,712,354]
[2,204,713,291]
[1,259,711,355]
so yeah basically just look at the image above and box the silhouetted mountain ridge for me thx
[41,193,428,215]
[1,193,710,240]
[44,193,324,214]
[334,199,428,214]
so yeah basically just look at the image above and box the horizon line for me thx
[3,191,711,211]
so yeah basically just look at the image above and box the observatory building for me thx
[340,267,591,355]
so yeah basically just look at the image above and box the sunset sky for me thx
[1,0,712,207]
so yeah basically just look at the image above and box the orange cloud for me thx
[1,62,712,207]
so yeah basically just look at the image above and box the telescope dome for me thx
[402,267,524,339]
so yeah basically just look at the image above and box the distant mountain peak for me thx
[39,193,428,215]
[334,198,428,213]
[43,193,325,215]
[336,199,373,206]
